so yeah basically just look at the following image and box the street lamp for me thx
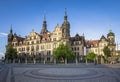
[44,43,47,64]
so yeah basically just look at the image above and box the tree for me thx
[103,46,111,63]
[103,46,111,57]
[86,52,96,64]
[86,52,96,61]
[53,43,75,64]
[5,44,18,63]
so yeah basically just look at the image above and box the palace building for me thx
[7,11,85,63]
[86,31,116,56]
[7,11,117,63]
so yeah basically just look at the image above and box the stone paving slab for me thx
[2,63,120,82]
[13,65,120,82]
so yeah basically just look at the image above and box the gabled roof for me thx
[70,33,84,41]
[100,35,108,41]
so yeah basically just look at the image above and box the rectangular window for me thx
[32,41,34,44]
[95,49,97,52]
[53,38,56,41]
[77,47,79,50]
[37,41,39,44]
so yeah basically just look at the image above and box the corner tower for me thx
[61,9,70,39]
[107,30,115,44]
[107,29,116,55]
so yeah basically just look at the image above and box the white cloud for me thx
[0,32,8,37]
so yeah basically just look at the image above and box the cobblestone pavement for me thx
[1,63,120,82]
[0,64,9,82]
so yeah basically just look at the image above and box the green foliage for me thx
[5,44,18,60]
[86,52,96,61]
[103,46,111,57]
[53,43,75,61]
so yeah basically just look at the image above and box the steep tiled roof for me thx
[16,36,25,42]
[39,33,51,41]
[86,40,99,48]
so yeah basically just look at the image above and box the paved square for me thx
[0,63,120,82]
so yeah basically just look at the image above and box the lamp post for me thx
[44,43,47,64]
[44,51,47,64]
[18,54,21,63]
[33,54,36,64]
[75,54,78,64]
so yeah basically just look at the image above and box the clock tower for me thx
[61,9,70,39]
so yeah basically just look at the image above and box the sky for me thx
[0,0,120,58]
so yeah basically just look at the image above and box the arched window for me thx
[63,29,66,33]
[27,47,29,51]
[31,46,34,51]
[36,45,39,51]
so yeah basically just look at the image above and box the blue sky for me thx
[0,0,120,58]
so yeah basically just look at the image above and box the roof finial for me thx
[43,10,46,21]
[44,14,46,21]
[109,29,112,32]
[32,29,34,32]
[109,24,112,32]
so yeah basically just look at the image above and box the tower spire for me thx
[10,25,13,34]
[44,15,46,22]
[64,8,67,21]
[40,15,48,34]
[43,15,47,28]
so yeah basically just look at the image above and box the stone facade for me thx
[86,30,116,56]
[7,11,117,63]
[7,12,85,62]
